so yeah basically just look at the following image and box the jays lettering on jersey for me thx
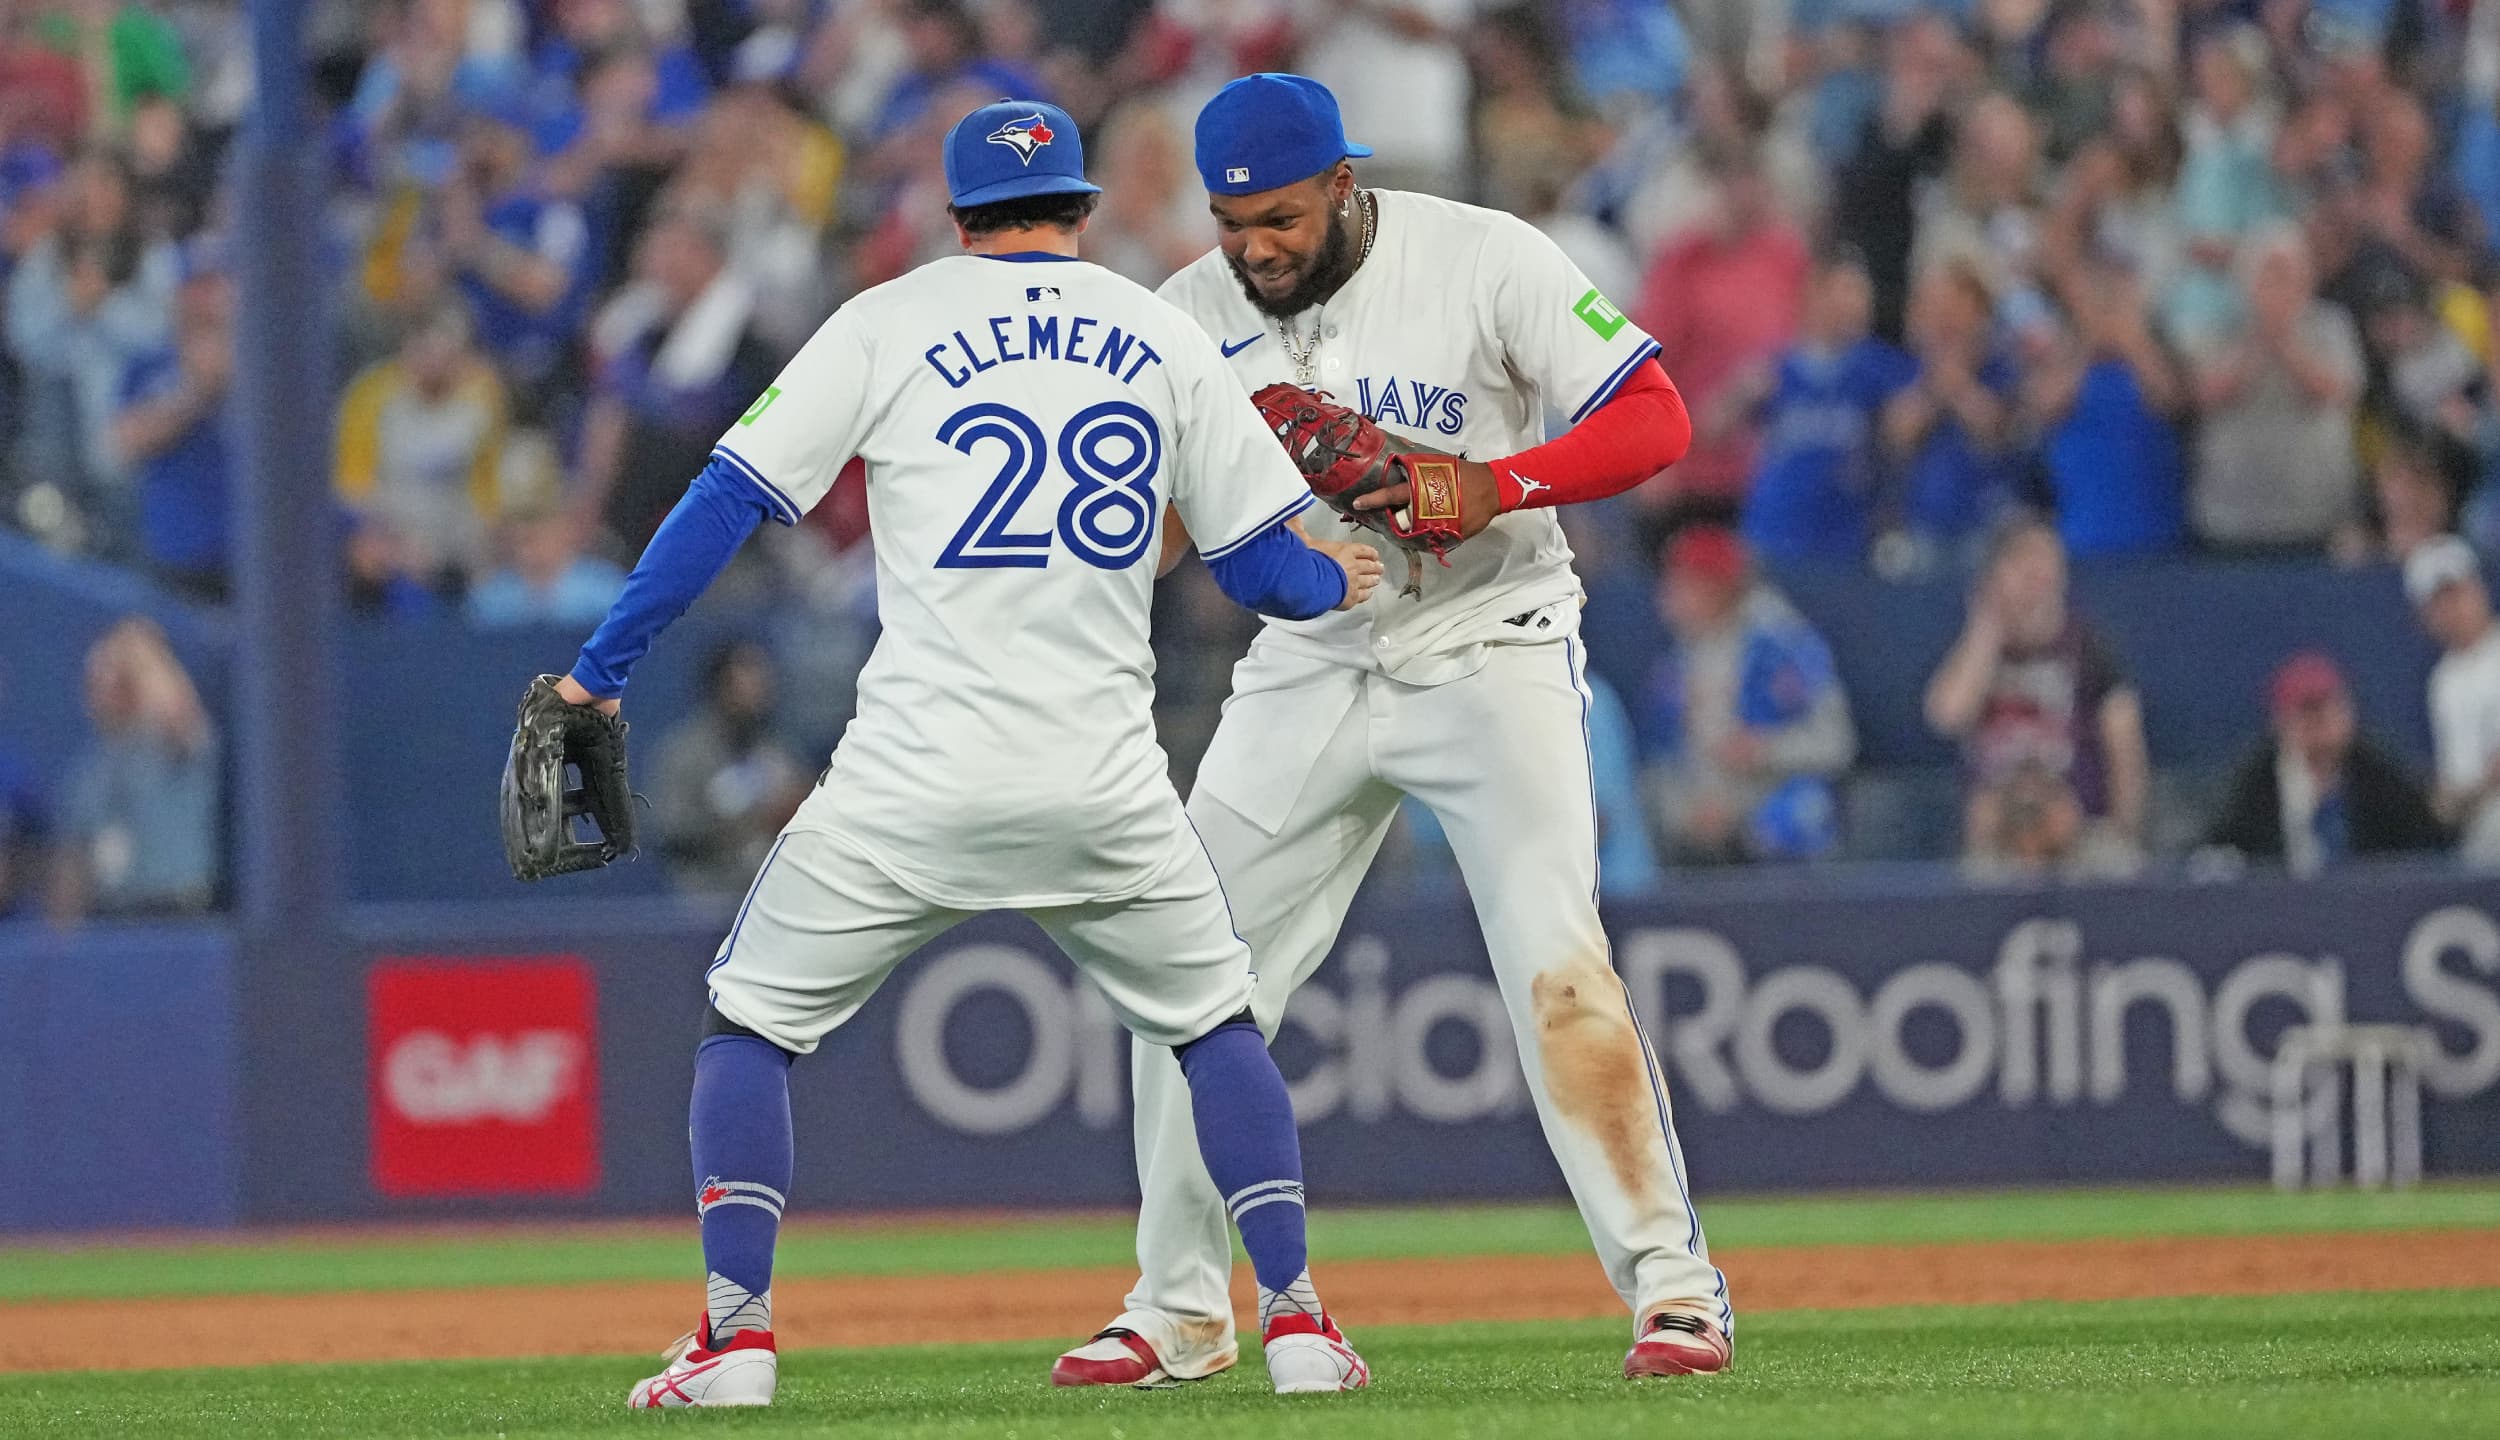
[1159,189,1661,684]
[712,254,1315,909]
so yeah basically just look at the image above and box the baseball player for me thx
[519,100,1387,1408]
[1051,74,1730,1387]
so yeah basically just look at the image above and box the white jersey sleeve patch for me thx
[1484,215,1661,425]
[1165,327,1315,560]
[710,305,875,524]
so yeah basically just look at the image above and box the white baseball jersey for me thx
[715,253,1314,909]
[1157,188,1661,684]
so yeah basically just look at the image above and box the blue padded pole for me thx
[232,0,350,1218]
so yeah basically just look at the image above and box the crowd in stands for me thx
[8,0,2500,910]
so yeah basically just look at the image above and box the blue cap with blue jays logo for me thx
[1194,73,1373,197]
[944,99,1102,208]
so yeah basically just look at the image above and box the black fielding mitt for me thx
[500,674,635,881]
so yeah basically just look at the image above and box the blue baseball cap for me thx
[1195,73,1372,197]
[944,100,1100,208]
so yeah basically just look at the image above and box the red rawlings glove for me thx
[1250,382,1484,596]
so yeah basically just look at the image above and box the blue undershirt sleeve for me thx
[569,459,774,698]
[1202,516,1347,620]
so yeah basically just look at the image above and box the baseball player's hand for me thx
[1347,457,1503,541]
[1309,536,1385,610]
[555,673,622,717]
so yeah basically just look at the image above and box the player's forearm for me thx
[1203,516,1348,620]
[1488,361,1690,511]
[570,462,775,698]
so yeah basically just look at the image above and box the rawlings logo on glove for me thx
[1251,383,1485,597]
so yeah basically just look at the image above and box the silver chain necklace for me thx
[1277,189,1376,387]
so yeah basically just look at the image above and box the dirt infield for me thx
[11,1227,2500,1374]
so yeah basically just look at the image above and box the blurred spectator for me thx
[1553,0,1688,122]
[1301,1,1473,197]
[1467,7,1589,223]
[465,500,626,629]
[1830,12,1957,342]
[1084,101,1205,289]
[1639,527,1855,864]
[1881,260,2018,561]
[0,666,49,922]
[34,2,189,133]
[0,12,92,153]
[2355,267,2486,464]
[1909,91,2042,309]
[6,148,177,544]
[435,95,596,412]
[125,93,215,245]
[2166,25,2278,339]
[531,0,711,134]
[51,616,218,921]
[2184,224,2364,551]
[2352,91,2481,290]
[869,0,1046,145]
[654,641,809,894]
[343,513,442,619]
[2025,254,2189,557]
[2409,535,2500,867]
[334,300,510,588]
[108,241,230,598]
[574,201,777,552]
[2338,426,2461,568]
[2205,651,2447,875]
[1925,519,2148,878]
[1738,247,1916,563]
[667,84,842,353]
[1633,144,1808,527]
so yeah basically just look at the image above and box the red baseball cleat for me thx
[1624,1310,1731,1378]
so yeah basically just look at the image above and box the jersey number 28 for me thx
[934,400,1162,570]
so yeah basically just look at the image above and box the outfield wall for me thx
[8,864,2497,1232]
[24,860,2500,1230]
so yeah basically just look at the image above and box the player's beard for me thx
[1225,202,1358,320]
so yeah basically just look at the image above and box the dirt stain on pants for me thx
[1530,964,1664,1205]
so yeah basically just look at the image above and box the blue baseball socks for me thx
[689,1028,794,1345]
[1174,1016,1328,1328]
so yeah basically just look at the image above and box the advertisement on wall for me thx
[345,870,2500,1215]
[366,958,601,1199]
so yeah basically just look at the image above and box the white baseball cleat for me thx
[626,1324,778,1409]
[1261,1312,1369,1394]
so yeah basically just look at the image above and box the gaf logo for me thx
[382,1029,584,1124]
[368,958,600,1198]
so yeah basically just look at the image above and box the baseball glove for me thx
[500,674,636,881]
[1250,382,1476,597]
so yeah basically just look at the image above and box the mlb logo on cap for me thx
[944,99,1103,209]
[1195,73,1373,197]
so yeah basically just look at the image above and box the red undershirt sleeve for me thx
[1488,359,1690,511]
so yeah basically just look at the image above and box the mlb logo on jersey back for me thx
[986,113,1056,165]
[1028,285,1061,302]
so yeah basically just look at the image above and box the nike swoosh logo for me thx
[1220,334,1262,357]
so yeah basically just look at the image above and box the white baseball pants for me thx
[1108,622,1730,1367]
[705,823,1255,1056]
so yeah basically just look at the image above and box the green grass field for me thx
[6,1186,2499,1438]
